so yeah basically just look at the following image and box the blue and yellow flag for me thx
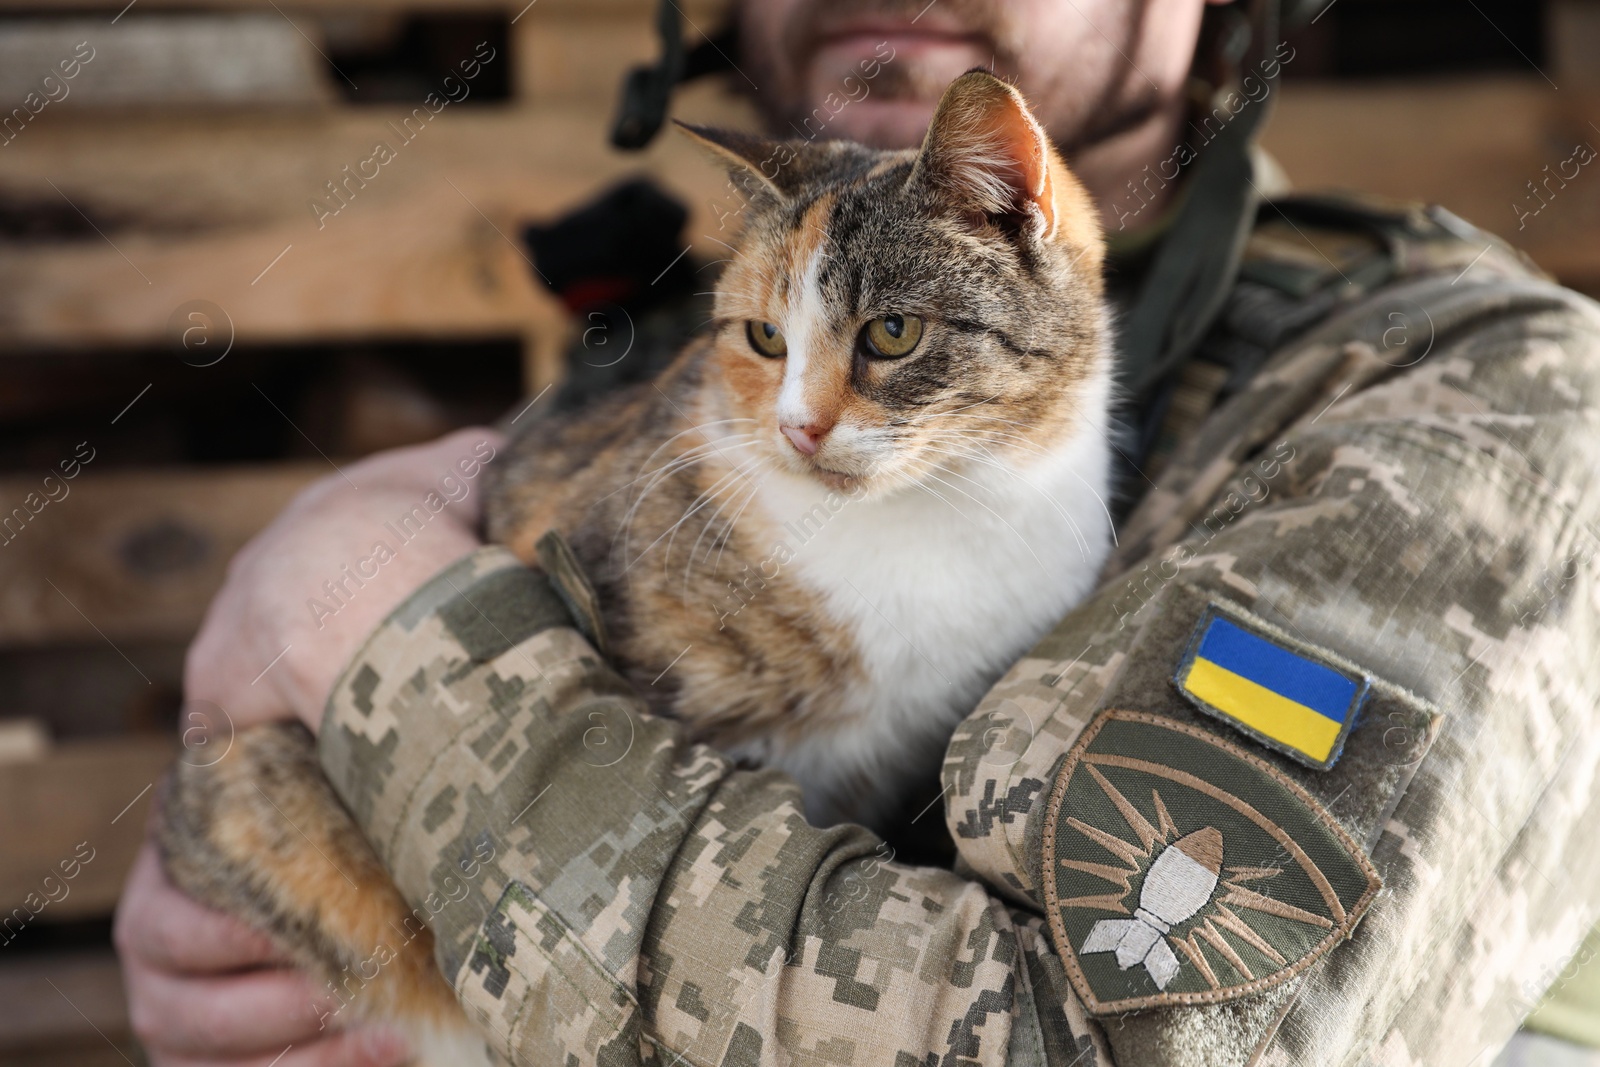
[1175,607,1369,770]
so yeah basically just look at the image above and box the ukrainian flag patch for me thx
[1174,605,1370,770]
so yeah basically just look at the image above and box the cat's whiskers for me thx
[633,418,761,480]
[679,458,775,604]
[949,405,1120,466]
[891,399,1112,550]
[637,434,761,500]
[917,441,1093,561]
[649,443,764,573]
[917,468,1048,571]
[938,412,1033,431]
[624,441,761,566]
[614,435,761,565]
[935,426,1119,550]
[932,420,1083,472]
[959,402,1124,548]
[627,452,768,576]
[911,478,973,531]
[709,462,775,579]
[599,420,761,520]
[675,451,772,585]
[920,437,1090,554]
[897,393,1002,425]
[688,454,768,563]
[929,425,1116,553]
[611,434,754,552]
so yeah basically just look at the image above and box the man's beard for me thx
[761,0,1018,134]
[781,0,1017,70]
[1058,84,1166,158]
[756,0,1167,161]
[1051,0,1163,157]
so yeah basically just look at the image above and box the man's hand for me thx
[184,427,502,735]
[119,427,504,1065]
[116,839,411,1067]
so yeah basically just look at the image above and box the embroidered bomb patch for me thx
[1175,605,1371,770]
[1042,711,1381,1015]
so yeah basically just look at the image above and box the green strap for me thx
[1117,94,1274,400]
[1117,0,1284,399]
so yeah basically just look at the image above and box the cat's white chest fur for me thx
[734,396,1114,827]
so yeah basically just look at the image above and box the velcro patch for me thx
[1174,604,1370,770]
[1042,710,1382,1016]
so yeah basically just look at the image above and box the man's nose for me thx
[780,421,833,456]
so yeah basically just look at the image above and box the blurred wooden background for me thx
[0,0,1595,1062]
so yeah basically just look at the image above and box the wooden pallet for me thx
[0,949,137,1067]
[1,735,175,925]
[3,79,1596,378]
[1,2,1597,1060]
[0,464,323,646]
[1261,77,1600,294]
[0,0,747,391]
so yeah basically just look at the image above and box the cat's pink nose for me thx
[781,422,830,455]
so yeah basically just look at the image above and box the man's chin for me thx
[812,99,939,150]
[800,38,991,149]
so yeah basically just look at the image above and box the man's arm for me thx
[950,263,1600,1064]
[117,430,498,1067]
[115,838,413,1067]
[316,543,1112,1066]
[315,269,1600,1065]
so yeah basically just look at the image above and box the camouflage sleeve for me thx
[317,545,1110,1066]
[948,262,1600,1066]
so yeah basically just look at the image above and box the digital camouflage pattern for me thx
[318,194,1600,1066]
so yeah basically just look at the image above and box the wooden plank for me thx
[0,720,49,763]
[1261,76,1600,292]
[0,0,727,17]
[513,11,656,104]
[0,644,185,738]
[1550,0,1600,91]
[0,735,175,926]
[0,15,335,107]
[0,949,132,1057]
[0,85,757,353]
[0,464,322,647]
[8,77,1592,357]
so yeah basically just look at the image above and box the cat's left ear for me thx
[674,121,802,204]
[909,70,1096,252]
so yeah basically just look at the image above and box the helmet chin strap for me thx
[1114,0,1291,402]
[610,0,736,150]
[610,0,684,149]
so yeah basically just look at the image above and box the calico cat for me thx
[488,72,1113,830]
[159,70,1113,1063]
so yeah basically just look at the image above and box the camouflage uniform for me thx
[318,191,1600,1066]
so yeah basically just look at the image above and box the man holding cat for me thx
[117,1,1600,1065]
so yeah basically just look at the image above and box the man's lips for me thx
[813,19,990,56]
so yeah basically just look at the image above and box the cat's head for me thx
[682,69,1109,499]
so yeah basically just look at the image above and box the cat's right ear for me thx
[908,70,1100,259]
[674,121,796,205]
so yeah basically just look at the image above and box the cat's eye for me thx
[746,320,787,358]
[862,313,924,359]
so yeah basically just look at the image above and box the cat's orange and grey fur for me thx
[159,71,1114,1063]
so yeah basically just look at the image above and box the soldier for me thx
[116,0,1600,1064]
